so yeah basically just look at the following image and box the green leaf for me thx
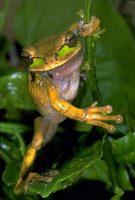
[2,182,39,200]
[81,160,110,184]
[0,135,21,162]
[0,122,32,135]
[117,163,134,191]
[28,139,103,198]
[111,132,135,164]
[0,135,23,162]
[3,139,103,197]
[0,72,35,110]
[91,1,135,117]
[73,121,92,132]
[14,0,84,46]
[0,122,31,157]
[2,161,21,185]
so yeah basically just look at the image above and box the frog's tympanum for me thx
[14,16,123,194]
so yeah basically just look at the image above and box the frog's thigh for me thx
[14,116,57,194]
[34,116,58,146]
[20,116,57,179]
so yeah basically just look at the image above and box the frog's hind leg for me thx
[14,116,58,194]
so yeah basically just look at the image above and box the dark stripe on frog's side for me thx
[29,72,36,82]
[37,71,54,80]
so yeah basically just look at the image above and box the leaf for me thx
[3,139,103,197]
[0,136,21,161]
[2,161,21,186]
[81,160,110,184]
[14,0,84,46]
[2,182,39,200]
[111,132,135,164]
[0,122,31,157]
[0,122,32,135]
[117,163,134,191]
[28,139,103,198]
[0,72,35,110]
[91,1,135,117]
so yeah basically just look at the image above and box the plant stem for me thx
[104,134,124,198]
[84,1,123,197]
[15,132,26,156]
[0,122,26,156]
[85,0,91,23]
[84,0,101,103]
[0,150,12,163]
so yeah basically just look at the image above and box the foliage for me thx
[0,0,135,199]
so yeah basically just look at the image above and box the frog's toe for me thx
[41,169,59,179]
[116,115,123,123]
[14,171,59,194]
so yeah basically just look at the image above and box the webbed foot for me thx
[83,102,123,132]
[14,170,59,195]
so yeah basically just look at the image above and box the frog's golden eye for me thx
[21,51,33,65]
[65,31,77,48]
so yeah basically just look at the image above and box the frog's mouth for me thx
[30,49,83,83]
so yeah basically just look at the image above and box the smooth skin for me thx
[14,16,123,194]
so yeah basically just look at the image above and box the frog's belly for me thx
[36,100,66,124]
[27,72,66,124]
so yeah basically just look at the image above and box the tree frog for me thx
[14,16,123,194]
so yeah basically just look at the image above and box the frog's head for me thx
[21,30,83,73]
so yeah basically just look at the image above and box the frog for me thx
[14,16,123,194]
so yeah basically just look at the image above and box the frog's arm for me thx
[48,84,123,133]
[69,16,100,38]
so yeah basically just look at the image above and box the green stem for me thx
[85,0,91,23]
[14,132,26,156]
[0,122,26,156]
[0,0,12,32]
[84,0,101,103]
[0,150,12,163]
[104,134,123,198]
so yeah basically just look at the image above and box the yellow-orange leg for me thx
[69,16,100,38]
[78,16,100,37]
[84,101,123,132]
[14,117,57,194]
[48,84,123,133]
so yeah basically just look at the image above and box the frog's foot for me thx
[78,16,100,37]
[14,170,59,195]
[83,102,123,133]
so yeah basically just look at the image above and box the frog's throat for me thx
[35,49,83,84]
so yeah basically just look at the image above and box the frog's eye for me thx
[21,51,33,65]
[65,31,77,48]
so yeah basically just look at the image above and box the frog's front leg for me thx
[48,85,123,133]
[78,16,100,37]
[14,117,58,194]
